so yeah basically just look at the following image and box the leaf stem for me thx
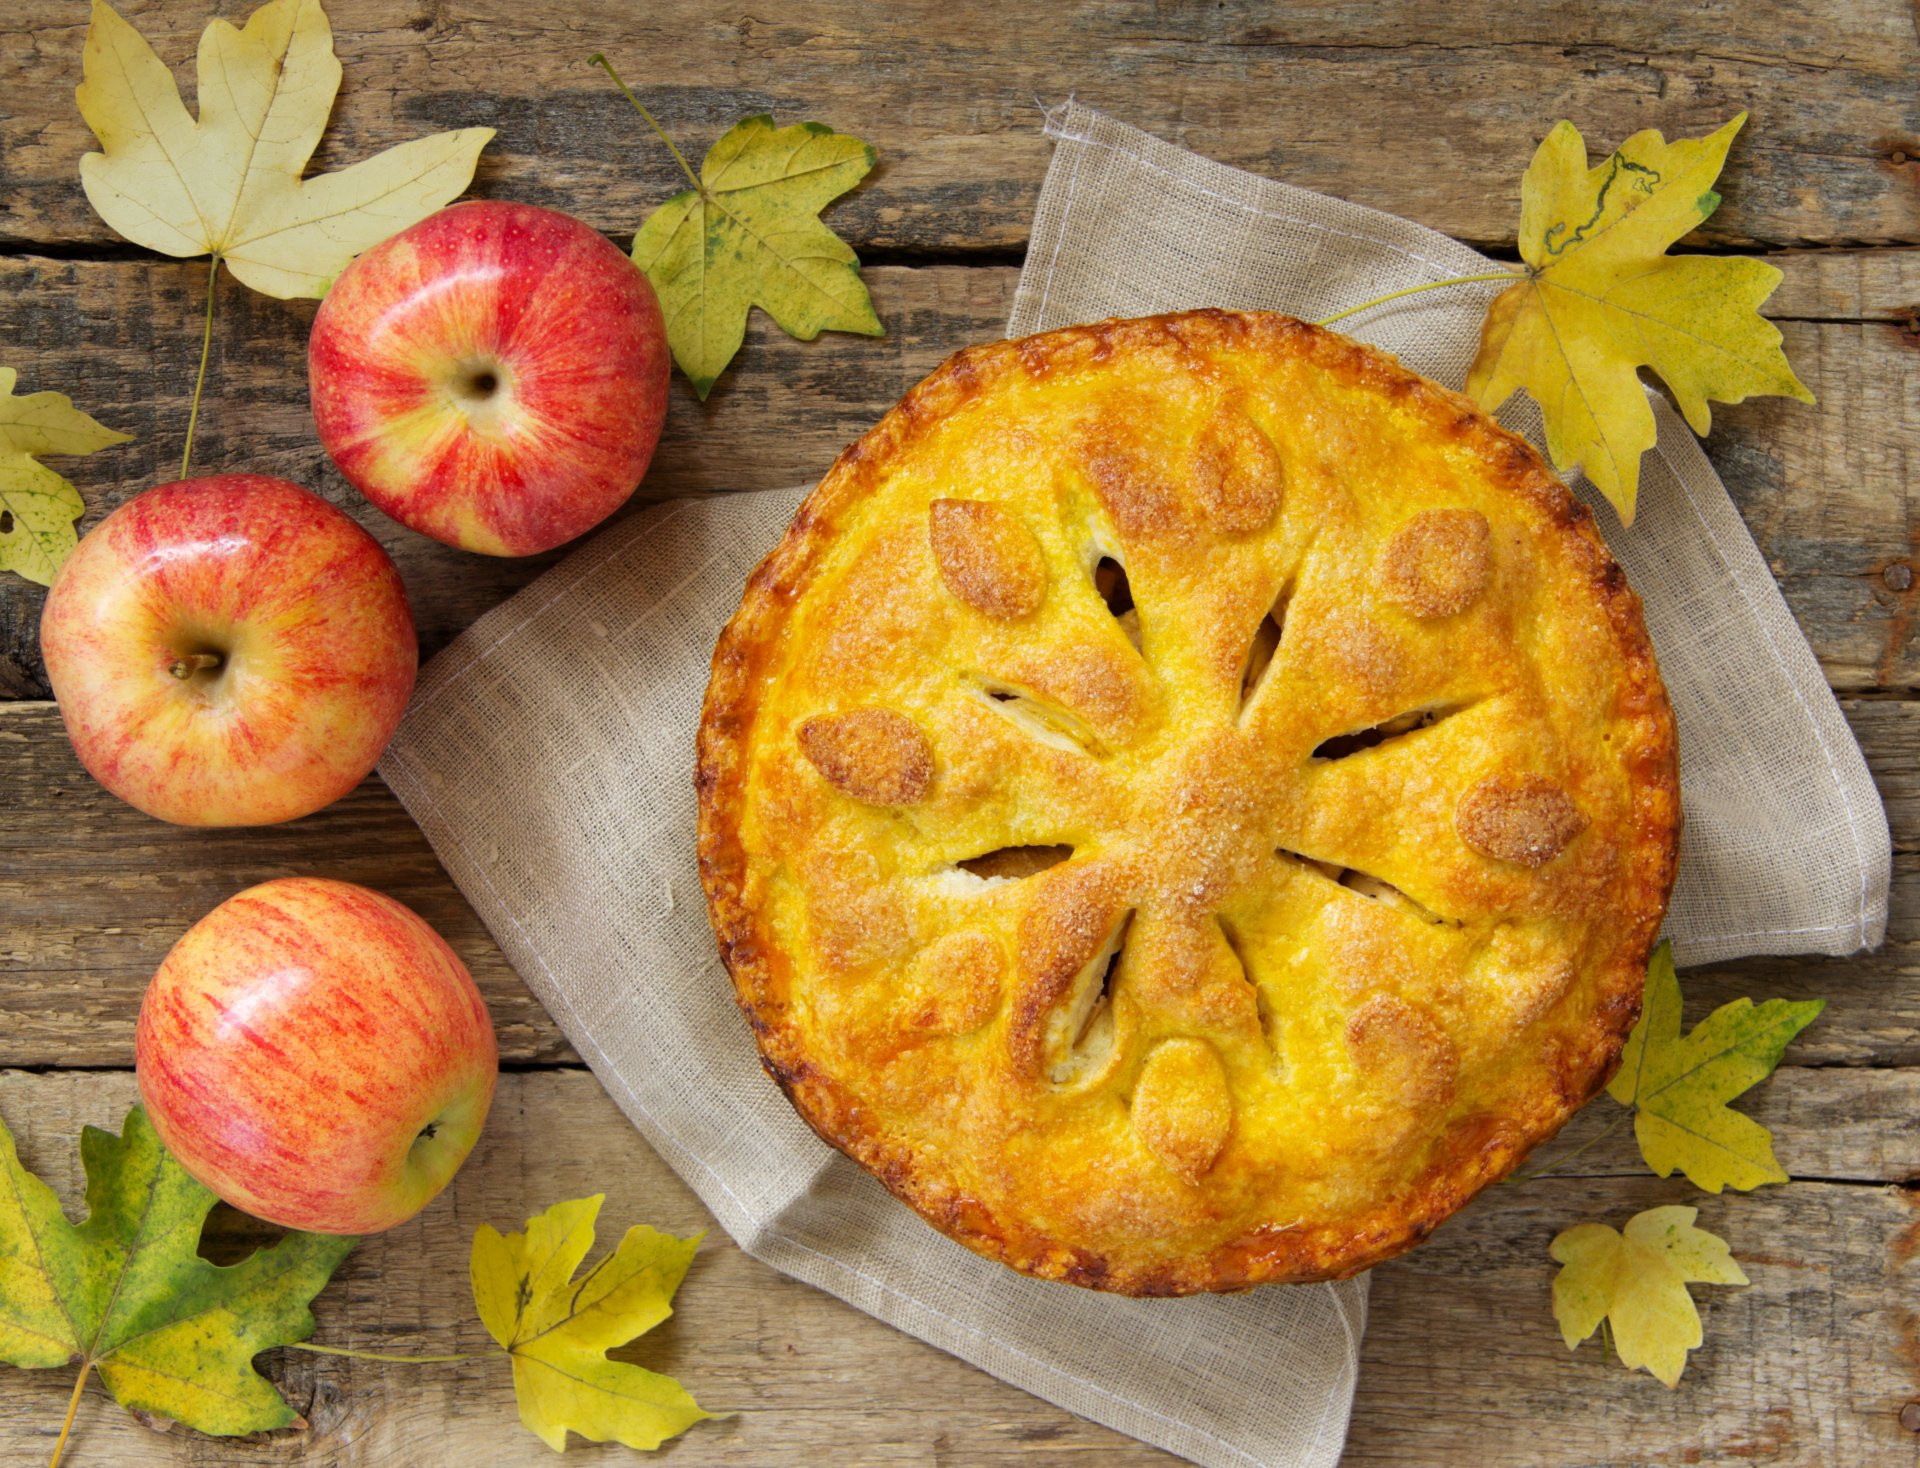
[1314,270,1518,328]
[588,53,701,193]
[180,253,220,480]
[49,1362,88,1468]
[1509,1108,1633,1184]
[287,1341,481,1364]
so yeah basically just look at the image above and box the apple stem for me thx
[1313,270,1519,328]
[168,652,224,680]
[288,1342,481,1365]
[180,253,221,480]
[588,53,702,194]
[48,1362,88,1468]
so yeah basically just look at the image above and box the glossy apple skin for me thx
[40,475,416,827]
[136,877,499,1234]
[309,200,669,557]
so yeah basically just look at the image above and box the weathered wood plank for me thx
[1711,314,1920,690]
[2,0,1917,255]
[0,701,578,1066]
[3,697,1915,1069]
[1765,249,1920,322]
[0,1068,1913,1467]
[1516,1063,1920,1185]
[1350,1173,1920,1467]
[0,254,1913,697]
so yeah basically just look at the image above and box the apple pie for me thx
[698,311,1679,1295]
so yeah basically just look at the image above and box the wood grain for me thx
[0,252,1913,699]
[3,0,1917,255]
[1,1067,1915,1467]
[1353,1174,1920,1467]
[1,6,1914,1461]
[0,698,574,1067]
[2,696,1914,1071]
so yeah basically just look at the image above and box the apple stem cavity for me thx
[588,52,702,194]
[181,252,223,480]
[167,651,224,680]
[451,361,503,404]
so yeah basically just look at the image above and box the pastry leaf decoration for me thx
[0,1105,357,1466]
[594,54,884,400]
[0,367,131,587]
[1323,112,1812,527]
[76,0,493,301]
[1550,1205,1747,1387]
[472,1194,713,1452]
[1606,940,1824,1193]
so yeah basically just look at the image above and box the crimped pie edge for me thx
[696,309,1681,1295]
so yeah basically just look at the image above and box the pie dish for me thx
[697,310,1680,1295]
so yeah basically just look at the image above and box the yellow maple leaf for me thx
[1466,114,1812,525]
[1550,1205,1747,1388]
[76,0,493,300]
[0,366,131,586]
[472,1195,713,1453]
[1606,940,1824,1193]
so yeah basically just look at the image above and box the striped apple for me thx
[136,877,499,1234]
[309,199,669,557]
[40,475,416,826]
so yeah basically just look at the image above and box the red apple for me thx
[308,200,669,557]
[40,475,416,827]
[136,877,499,1234]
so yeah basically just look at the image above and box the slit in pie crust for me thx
[697,310,1680,1295]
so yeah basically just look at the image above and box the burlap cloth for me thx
[379,104,1889,1466]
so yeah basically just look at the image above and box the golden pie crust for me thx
[698,311,1680,1295]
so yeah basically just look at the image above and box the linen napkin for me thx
[379,103,1888,1468]
[1012,103,1889,966]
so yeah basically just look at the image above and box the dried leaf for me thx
[76,0,493,299]
[0,366,132,586]
[1607,940,1824,1192]
[1551,1205,1747,1387]
[630,115,882,398]
[1466,113,1812,524]
[472,1195,711,1452]
[0,1105,356,1443]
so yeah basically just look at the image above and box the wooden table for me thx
[3,2,1917,1463]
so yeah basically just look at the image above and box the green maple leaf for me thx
[0,366,131,587]
[472,1194,712,1452]
[0,1104,356,1458]
[1551,1205,1748,1388]
[595,58,883,400]
[1606,940,1824,1192]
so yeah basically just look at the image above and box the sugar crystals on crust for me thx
[698,311,1680,1295]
